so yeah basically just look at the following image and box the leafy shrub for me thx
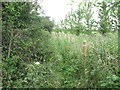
[2,56,27,88]
[18,62,63,88]
[100,74,120,88]
[13,28,53,63]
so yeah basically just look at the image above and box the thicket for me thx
[1,0,120,88]
[2,1,54,88]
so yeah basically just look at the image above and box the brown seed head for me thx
[83,40,87,45]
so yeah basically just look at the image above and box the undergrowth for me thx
[2,31,119,88]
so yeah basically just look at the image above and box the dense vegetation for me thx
[1,0,120,88]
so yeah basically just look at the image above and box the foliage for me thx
[97,0,118,34]
[5,32,119,88]
[1,0,119,88]
[47,32,119,88]
[40,16,54,32]
[2,1,54,57]
[58,1,96,35]
[2,56,27,88]
[2,1,54,88]
[58,0,118,35]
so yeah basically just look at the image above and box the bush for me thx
[2,56,27,88]
[13,28,53,63]
[18,61,63,88]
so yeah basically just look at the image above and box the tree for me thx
[59,0,95,35]
[97,0,118,35]
[40,16,54,32]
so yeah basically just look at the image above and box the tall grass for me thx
[24,32,119,88]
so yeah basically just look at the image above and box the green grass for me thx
[15,31,119,88]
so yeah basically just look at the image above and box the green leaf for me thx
[112,75,119,81]
[78,2,82,6]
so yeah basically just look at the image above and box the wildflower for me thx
[35,62,40,65]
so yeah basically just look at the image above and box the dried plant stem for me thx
[82,40,87,60]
